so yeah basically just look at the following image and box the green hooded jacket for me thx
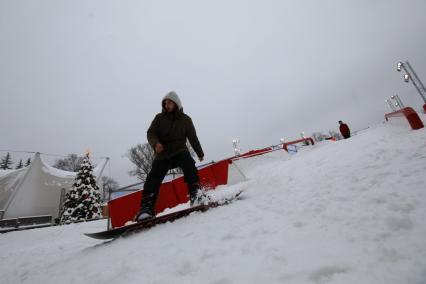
[147,91,204,160]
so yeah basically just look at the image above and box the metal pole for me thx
[394,95,405,108]
[232,140,241,156]
[95,157,110,183]
[58,188,66,223]
[107,186,112,230]
[400,62,426,103]
[390,96,401,109]
[405,61,426,102]
[386,99,396,111]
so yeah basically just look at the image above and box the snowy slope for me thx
[1,120,426,284]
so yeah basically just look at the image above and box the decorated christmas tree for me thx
[60,152,102,224]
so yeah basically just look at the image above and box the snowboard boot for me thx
[134,193,155,221]
[134,210,153,222]
[189,183,210,206]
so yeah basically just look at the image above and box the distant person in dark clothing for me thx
[339,121,351,139]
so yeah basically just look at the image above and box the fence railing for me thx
[0,215,52,230]
[283,137,315,152]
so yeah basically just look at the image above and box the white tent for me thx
[0,153,107,221]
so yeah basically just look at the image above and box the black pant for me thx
[141,151,200,214]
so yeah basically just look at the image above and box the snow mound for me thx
[1,121,426,284]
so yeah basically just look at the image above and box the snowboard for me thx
[85,190,243,240]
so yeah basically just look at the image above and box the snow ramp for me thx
[1,120,426,284]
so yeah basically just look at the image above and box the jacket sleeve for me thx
[186,117,204,158]
[147,114,161,149]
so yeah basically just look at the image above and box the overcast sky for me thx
[1,0,426,186]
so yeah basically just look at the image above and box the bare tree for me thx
[127,141,197,181]
[53,154,85,172]
[101,176,120,201]
[127,143,156,181]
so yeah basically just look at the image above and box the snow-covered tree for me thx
[25,157,31,167]
[0,152,13,170]
[60,153,102,224]
[15,159,24,169]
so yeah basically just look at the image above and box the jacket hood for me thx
[162,91,183,112]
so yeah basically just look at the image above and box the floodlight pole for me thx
[391,95,404,109]
[232,139,241,156]
[397,61,426,104]
[386,99,396,111]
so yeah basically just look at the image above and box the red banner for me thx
[108,159,230,228]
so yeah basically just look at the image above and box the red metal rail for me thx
[385,107,424,130]
[283,137,315,152]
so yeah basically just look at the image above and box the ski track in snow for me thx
[1,119,426,284]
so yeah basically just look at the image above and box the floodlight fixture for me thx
[404,74,410,82]
[395,60,426,105]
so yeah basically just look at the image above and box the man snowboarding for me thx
[339,120,351,139]
[134,91,205,221]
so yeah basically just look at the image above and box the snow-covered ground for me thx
[1,118,426,284]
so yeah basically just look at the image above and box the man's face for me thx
[164,99,176,112]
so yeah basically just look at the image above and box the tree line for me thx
[0,152,31,170]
